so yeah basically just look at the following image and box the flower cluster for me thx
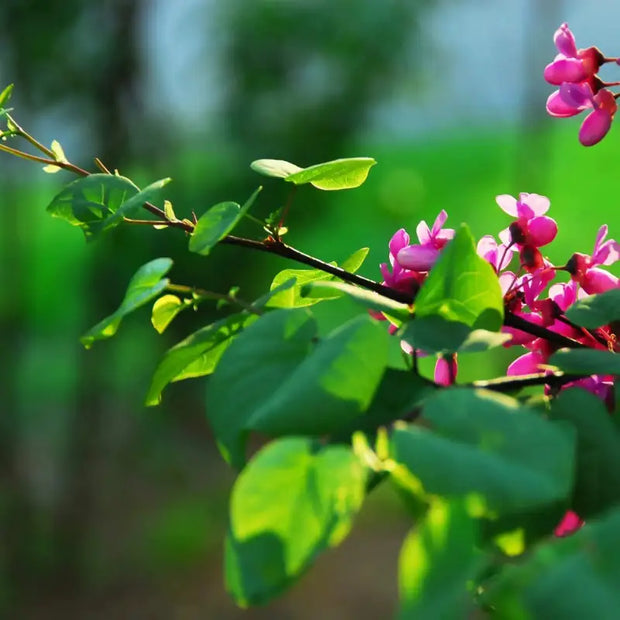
[545,23,619,146]
[379,194,619,536]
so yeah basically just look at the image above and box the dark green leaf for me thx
[486,507,620,618]
[225,438,366,607]
[398,499,481,619]
[302,281,411,322]
[189,187,261,256]
[206,309,317,467]
[550,388,620,518]
[565,288,620,328]
[549,348,620,375]
[47,174,171,240]
[81,258,173,348]
[415,225,504,331]
[391,388,575,515]
[400,315,511,354]
[247,314,389,437]
[145,312,255,406]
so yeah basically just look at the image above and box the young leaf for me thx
[549,388,620,518]
[225,438,366,607]
[189,187,262,256]
[251,157,376,190]
[340,247,369,273]
[81,258,173,348]
[151,294,188,334]
[47,174,171,240]
[414,225,504,331]
[145,312,256,406]
[398,499,482,619]
[206,309,317,467]
[302,280,412,321]
[549,348,620,375]
[391,388,575,515]
[0,84,14,109]
[564,288,620,328]
[42,139,69,174]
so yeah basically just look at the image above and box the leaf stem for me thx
[165,283,261,315]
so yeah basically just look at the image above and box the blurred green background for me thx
[1,1,619,618]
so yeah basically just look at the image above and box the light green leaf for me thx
[225,438,366,607]
[486,507,620,618]
[415,225,504,331]
[565,288,620,329]
[151,294,189,334]
[251,157,376,190]
[340,247,370,273]
[391,388,575,515]
[46,174,171,240]
[0,84,14,109]
[286,157,377,190]
[302,280,411,322]
[42,139,69,173]
[145,312,255,406]
[250,159,303,179]
[266,266,339,308]
[398,499,482,619]
[189,187,261,256]
[81,258,173,348]
[400,315,511,354]
[206,309,317,466]
[549,348,620,376]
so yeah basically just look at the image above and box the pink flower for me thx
[554,510,584,537]
[497,193,558,249]
[397,210,455,272]
[434,355,458,386]
[544,23,603,86]
[477,235,513,273]
[565,225,620,293]
[379,228,424,296]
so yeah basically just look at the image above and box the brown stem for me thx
[471,370,586,392]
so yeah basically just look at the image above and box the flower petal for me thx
[397,244,439,272]
[554,23,578,58]
[431,209,448,237]
[416,220,432,245]
[582,267,619,294]
[546,90,583,118]
[496,194,518,216]
[507,351,546,376]
[579,108,613,146]
[528,215,558,247]
[544,57,588,85]
[434,355,458,386]
[389,228,410,258]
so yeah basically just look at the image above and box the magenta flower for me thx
[477,235,513,273]
[434,355,458,387]
[379,228,424,296]
[565,225,620,294]
[554,510,584,537]
[544,23,603,86]
[496,193,558,249]
[397,210,455,272]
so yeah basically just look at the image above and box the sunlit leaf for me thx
[42,139,69,174]
[81,258,173,348]
[151,294,189,334]
[250,159,303,178]
[225,438,366,606]
[0,84,13,109]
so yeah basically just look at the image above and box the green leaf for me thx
[398,499,482,619]
[400,315,511,354]
[549,348,620,375]
[250,159,303,178]
[225,438,366,607]
[0,84,13,109]
[414,225,504,331]
[251,157,376,190]
[145,312,255,406]
[391,388,575,515]
[248,314,390,438]
[81,258,173,348]
[151,294,189,334]
[549,388,620,518]
[189,187,261,256]
[340,247,369,273]
[46,174,171,240]
[42,139,69,173]
[486,507,620,618]
[302,281,412,322]
[266,266,340,308]
[206,309,317,467]
[286,157,377,190]
[565,288,620,328]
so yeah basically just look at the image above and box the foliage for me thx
[1,18,620,615]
